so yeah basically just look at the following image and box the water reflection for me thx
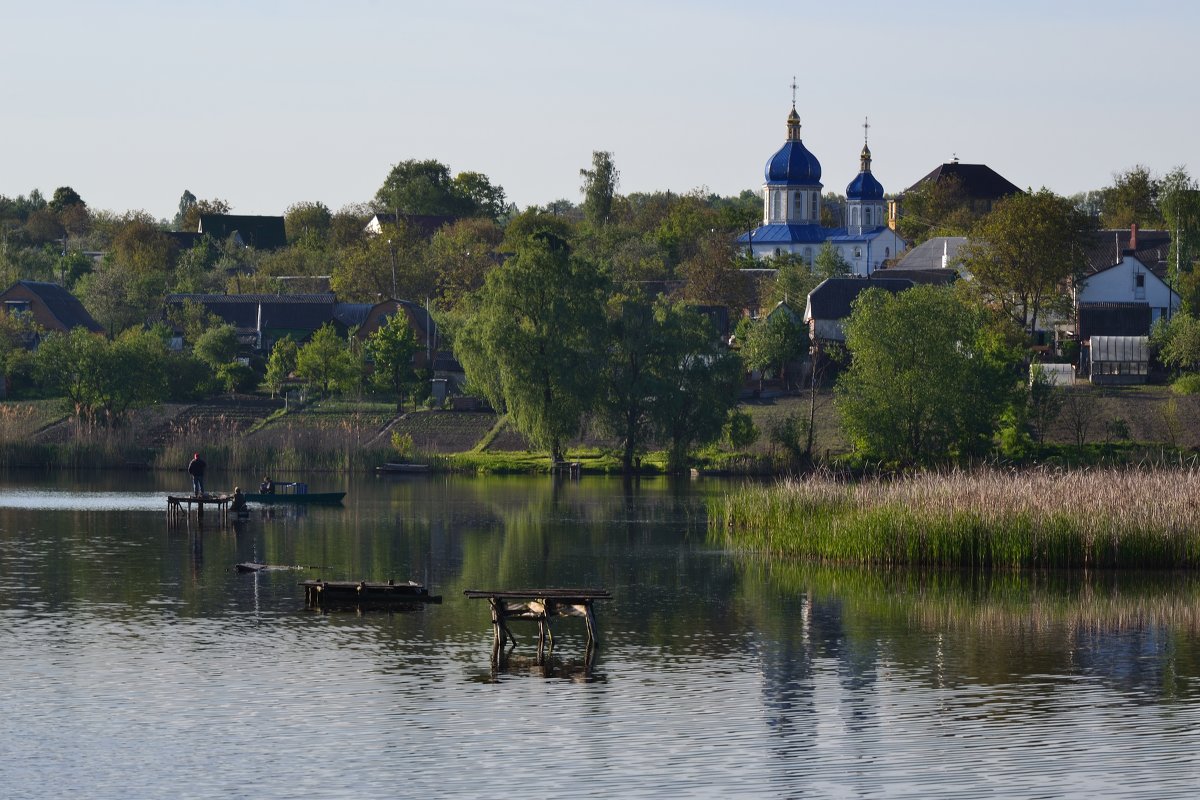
[2,472,1200,797]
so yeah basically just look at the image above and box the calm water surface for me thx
[1,471,1198,799]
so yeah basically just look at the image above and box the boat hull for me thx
[243,492,345,505]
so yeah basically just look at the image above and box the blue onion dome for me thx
[764,107,822,184]
[846,143,885,200]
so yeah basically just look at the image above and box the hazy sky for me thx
[3,0,1196,220]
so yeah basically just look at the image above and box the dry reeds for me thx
[713,467,1200,569]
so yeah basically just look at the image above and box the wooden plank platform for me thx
[166,493,231,523]
[301,579,442,607]
[464,588,611,660]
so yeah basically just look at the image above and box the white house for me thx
[1075,254,1179,326]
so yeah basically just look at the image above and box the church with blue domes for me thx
[737,105,907,276]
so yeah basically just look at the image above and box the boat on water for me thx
[375,462,430,474]
[243,481,345,505]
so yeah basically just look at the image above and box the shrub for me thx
[1170,373,1200,395]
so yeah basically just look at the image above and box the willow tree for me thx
[455,233,605,462]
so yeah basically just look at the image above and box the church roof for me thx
[737,223,827,245]
[846,170,885,201]
[764,106,822,186]
[905,161,1022,201]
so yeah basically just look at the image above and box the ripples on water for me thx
[1,476,1199,798]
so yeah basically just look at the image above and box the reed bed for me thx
[712,467,1200,569]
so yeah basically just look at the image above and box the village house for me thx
[0,279,104,335]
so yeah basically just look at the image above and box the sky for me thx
[2,0,1197,220]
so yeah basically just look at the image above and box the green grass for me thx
[713,467,1200,569]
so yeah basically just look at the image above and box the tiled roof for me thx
[1085,228,1171,277]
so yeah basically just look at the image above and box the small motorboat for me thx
[243,482,345,505]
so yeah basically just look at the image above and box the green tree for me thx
[1159,168,1200,286]
[580,151,619,227]
[961,189,1093,337]
[596,294,666,472]
[895,175,978,244]
[35,327,168,424]
[178,196,231,233]
[452,171,510,222]
[1099,165,1161,229]
[193,324,239,369]
[738,308,807,389]
[284,201,333,246]
[836,284,1017,464]
[365,312,419,410]
[455,235,605,461]
[296,323,356,396]
[427,217,503,309]
[49,186,85,214]
[264,337,298,398]
[374,159,479,217]
[1153,312,1200,373]
[649,304,744,472]
[331,222,431,302]
[814,241,851,280]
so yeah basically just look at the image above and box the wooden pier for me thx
[301,579,442,608]
[166,493,231,524]
[464,588,610,660]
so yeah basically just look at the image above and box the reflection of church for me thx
[737,104,907,276]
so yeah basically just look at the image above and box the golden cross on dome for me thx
[791,76,797,108]
[863,116,870,144]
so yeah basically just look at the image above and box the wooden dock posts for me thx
[166,494,231,524]
[464,588,611,662]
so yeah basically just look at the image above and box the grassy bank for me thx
[712,468,1200,569]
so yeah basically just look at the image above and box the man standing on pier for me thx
[188,452,207,496]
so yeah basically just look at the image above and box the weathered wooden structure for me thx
[464,588,611,660]
[301,579,441,608]
[166,493,231,524]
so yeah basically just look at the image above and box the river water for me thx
[1,470,1198,799]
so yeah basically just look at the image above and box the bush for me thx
[724,410,759,449]
[1171,373,1200,395]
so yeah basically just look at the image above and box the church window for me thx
[804,247,813,265]
[793,192,804,218]
[851,207,859,227]
[885,247,890,259]
[810,193,818,220]
[864,207,872,226]
[853,246,862,259]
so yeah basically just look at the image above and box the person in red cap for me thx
[188,452,207,496]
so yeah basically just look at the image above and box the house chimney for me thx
[1130,223,1139,252]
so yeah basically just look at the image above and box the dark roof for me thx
[1077,302,1153,339]
[805,277,914,320]
[905,162,1023,201]
[198,214,287,250]
[370,213,458,239]
[332,303,374,328]
[870,267,957,285]
[1085,228,1171,277]
[165,293,336,333]
[9,280,103,333]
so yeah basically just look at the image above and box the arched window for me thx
[804,247,813,265]
[793,192,804,219]
[864,207,872,226]
[810,193,818,220]
[885,247,890,259]
[853,246,862,259]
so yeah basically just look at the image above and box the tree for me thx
[49,186,85,214]
[1159,168,1200,286]
[580,151,619,227]
[595,294,668,472]
[452,171,510,222]
[264,337,298,398]
[427,217,503,309]
[331,221,431,302]
[374,159,479,217]
[111,216,177,275]
[738,308,807,389]
[177,196,231,233]
[894,175,977,244]
[679,233,753,310]
[649,303,744,472]
[961,189,1093,338]
[813,241,851,280]
[1099,165,1161,229]
[1153,312,1200,373]
[769,251,821,308]
[284,201,333,246]
[192,324,239,369]
[296,324,357,396]
[455,234,605,461]
[836,284,1018,464]
[365,312,419,410]
[34,327,168,424]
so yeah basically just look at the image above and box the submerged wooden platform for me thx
[301,579,442,607]
[166,493,231,523]
[464,588,611,660]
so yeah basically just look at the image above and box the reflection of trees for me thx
[741,561,1200,703]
